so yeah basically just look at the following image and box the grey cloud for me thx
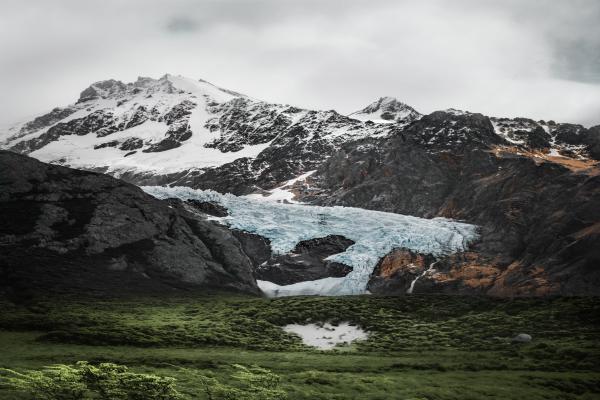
[481,0,600,84]
[552,39,600,84]
[0,0,599,127]
[166,17,199,33]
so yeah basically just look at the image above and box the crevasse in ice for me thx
[143,186,479,297]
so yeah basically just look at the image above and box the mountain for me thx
[298,111,600,295]
[348,96,421,124]
[0,150,258,299]
[0,74,395,194]
[2,74,599,197]
[2,74,599,297]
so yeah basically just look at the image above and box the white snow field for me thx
[24,75,269,175]
[283,322,368,350]
[144,186,479,297]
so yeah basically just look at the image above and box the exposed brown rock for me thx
[367,248,434,295]
[377,249,428,278]
[417,252,503,294]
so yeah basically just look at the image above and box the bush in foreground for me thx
[0,361,287,400]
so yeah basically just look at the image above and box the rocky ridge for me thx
[0,150,258,299]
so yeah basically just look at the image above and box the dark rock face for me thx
[583,126,600,160]
[0,151,259,299]
[203,98,297,152]
[230,231,354,285]
[303,112,600,296]
[119,137,144,151]
[78,79,128,102]
[554,124,587,145]
[94,140,119,150]
[11,110,120,154]
[254,235,354,285]
[293,235,355,258]
[18,107,77,137]
[232,230,272,268]
[526,126,551,149]
[184,199,229,217]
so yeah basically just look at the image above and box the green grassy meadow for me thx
[0,295,599,399]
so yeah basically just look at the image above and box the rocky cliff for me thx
[0,151,259,299]
[300,111,600,296]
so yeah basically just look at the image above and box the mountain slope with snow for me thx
[2,74,599,197]
[0,75,395,188]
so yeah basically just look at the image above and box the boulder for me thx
[513,333,532,343]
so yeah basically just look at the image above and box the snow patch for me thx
[283,322,368,350]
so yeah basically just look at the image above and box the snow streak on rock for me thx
[143,186,479,296]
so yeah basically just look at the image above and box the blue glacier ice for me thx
[143,186,479,297]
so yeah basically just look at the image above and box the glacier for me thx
[143,186,479,297]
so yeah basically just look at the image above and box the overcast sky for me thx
[1,0,599,126]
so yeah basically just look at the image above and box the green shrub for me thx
[197,364,287,400]
[0,362,181,400]
[0,364,87,400]
[0,362,288,400]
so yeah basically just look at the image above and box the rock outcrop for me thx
[230,233,354,285]
[367,249,434,295]
[305,111,600,296]
[254,235,354,285]
[0,151,259,299]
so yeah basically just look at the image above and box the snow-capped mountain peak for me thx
[2,74,597,198]
[349,96,422,124]
[78,74,243,104]
[0,75,396,187]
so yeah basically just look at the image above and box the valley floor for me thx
[0,295,598,399]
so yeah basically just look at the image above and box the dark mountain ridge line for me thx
[111,110,600,198]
